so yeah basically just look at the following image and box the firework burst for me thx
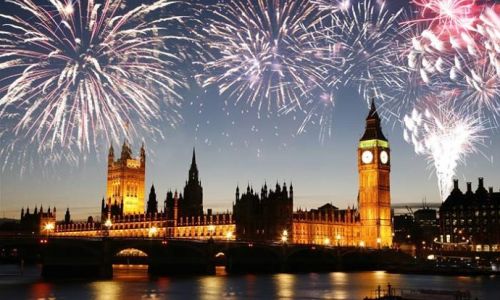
[408,1,500,124]
[318,0,406,104]
[403,96,488,201]
[197,0,327,113]
[0,0,190,156]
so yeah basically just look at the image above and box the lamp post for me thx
[104,219,112,237]
[208,225,215,239]
[225,231,233,241]
[281,230,288,244]
[44,222,54,242]
[148,226,158,238]
[335,234,341,247]
[377,237,381,249]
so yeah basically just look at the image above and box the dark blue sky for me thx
[1,0,499,219]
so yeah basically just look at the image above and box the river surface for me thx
[1,265,499,299]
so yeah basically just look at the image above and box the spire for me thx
[121,139,132,160]
[140,142,146,164]
[188,147,199,183]
[360,98,387,141]
[192,147,196,165]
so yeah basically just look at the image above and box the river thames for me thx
[1,265,499,299]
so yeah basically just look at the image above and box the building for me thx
[55,147,234,240]
[106,141,146,215]
[19,205,56,234]
[233,183,293,242]
[439,178,500,252]
[35,99,393,248]
[234,99,393,248]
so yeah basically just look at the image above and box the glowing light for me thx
[225,231,234,241]
[148,226,158,237]
[281,229,288,243]
[44,222,55,231]
[323,237,331,245]
[104,219,113,228]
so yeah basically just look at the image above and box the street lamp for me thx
[44,222,54,241]
[208,225,215,238]
[225,231,233,241]
[377,237,381,249]
[335,234,341,247]
[149,226,158,238]
[104,219,112,237]
[281,230,288,244]
[323,237,331,246]
[359,240,365,248]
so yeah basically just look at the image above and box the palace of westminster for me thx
[20,101,394,248]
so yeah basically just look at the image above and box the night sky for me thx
[0,0,499,220]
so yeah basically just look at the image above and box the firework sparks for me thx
[407,1,500,123]
[197,0,327,113]
[318,0,406,104]
[0,0,189,156]
[403,97,488,201]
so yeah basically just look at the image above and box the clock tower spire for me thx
[358,99,392,248]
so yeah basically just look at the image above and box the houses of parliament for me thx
[26,101,393,248]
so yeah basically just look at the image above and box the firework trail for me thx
[197,0,327,113]
[296,92,335,144]
[0,0,190,157]
[403,96,488,201]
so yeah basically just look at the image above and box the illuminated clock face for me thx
[361,150,373,164]
[380,150,389,164]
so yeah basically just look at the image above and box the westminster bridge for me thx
[0,235,413,278]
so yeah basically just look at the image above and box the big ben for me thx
[358,99,392,248]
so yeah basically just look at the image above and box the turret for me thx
[108,145,114,165]
[121,139,132,160]
[21,207,24,219]
[140,143,146,167]
[147,184,158,215]
[65,208,71,224]
[289,182,293,199]
[236,185,240,201]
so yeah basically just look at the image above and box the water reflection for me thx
[199,274,225,300]
[1,264,499,300]
[89,281,122,300]
[274,273,296,298]
[30,281,54,299]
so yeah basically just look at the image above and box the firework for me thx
[407,1,500,123]
[318,0,406,104]
[403,96,488,201]
[311,0,351,12]
[0,0,189,155]
[197,0,327,113]
[295,92,335,144]
[411,0,476,32]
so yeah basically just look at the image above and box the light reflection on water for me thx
[1,265,499,300]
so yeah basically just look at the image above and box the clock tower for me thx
[358,99,392,248]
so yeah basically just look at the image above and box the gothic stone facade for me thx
[51,100,393,248]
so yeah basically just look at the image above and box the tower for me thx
[182,148,203,217]
[106,141,146,215]
[358,99,392,248]
[147,184,158,215]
